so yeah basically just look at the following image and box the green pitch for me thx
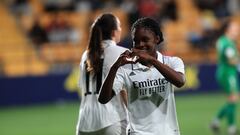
[176,93,240,135]
[0,93,239,135]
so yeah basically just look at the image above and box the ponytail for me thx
[86,22,103,75]
[86,13,118,76]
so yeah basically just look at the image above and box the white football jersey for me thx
[113,51,185,135]
[76,40,128,132]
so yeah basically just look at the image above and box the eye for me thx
[142,37,149,42]
[133,38,140,45]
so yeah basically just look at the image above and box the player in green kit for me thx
[210,19,240,135]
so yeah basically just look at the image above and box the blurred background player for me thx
[99,17,186,135]
[210,19,240,135]
[76,13,128,135]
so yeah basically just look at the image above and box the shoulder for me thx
[163,55,184,64]
[105,45,128,56]
[111,45,128,51]
[103,40,127,52]
[116,64,133,76]
[80,50,87,66]
[163,55,185,74]
[81,50,88,61]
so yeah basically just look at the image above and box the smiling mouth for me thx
[135,47,148,51]
[139,49,148,52]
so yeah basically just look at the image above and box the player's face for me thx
[132,27,160,57]
[228,22,239,40]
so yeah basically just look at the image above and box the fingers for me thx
[121,50,132,57]
[126,55,139,62]
[119,49,151,66]
[116,50,136,67]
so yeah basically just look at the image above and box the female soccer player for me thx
[210,19,240,135]
[76,13,128,135]
[99,17,186,135]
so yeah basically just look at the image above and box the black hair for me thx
[219,19,229,33]
[215,18,231,39]
[87,13,118,75]
[131,17,164,44]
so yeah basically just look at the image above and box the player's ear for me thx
[155,35,161,44]
[111,29,121,42]
[111,30,117,41]
[111,30,115,37]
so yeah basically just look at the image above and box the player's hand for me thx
[131,48,154,64]
[113,50,138,68]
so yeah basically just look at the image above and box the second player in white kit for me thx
[76,13,128,135]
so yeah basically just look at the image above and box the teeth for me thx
[126,56,138,62]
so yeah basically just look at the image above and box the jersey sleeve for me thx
[168,57,185,74]
[78,51,87,90]
[112,67,126,95]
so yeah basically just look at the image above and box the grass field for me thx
[177,93,240,135]
[0,93,239,135]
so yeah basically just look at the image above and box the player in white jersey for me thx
[76,13,128,135]
[99,17,186,135]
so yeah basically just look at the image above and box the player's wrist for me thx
[149,56,157,65]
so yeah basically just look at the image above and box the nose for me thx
[133,41,144,48]
[136,41,146,49]
[140,41,145,46]
[135,41,144,48]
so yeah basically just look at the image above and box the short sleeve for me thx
[112,67,125,94]
[168,57,185,74]
[78,51,87,90]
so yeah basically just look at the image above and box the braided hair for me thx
[131,17,164,45]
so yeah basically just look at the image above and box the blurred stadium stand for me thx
[0,0,239,106]
[0,0,133,77]
[0,2,48,76]
[0,0,239,77]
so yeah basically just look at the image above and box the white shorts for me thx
[77,120,128,135]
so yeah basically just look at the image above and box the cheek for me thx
[116,31,121,41]
[148,42,156,50]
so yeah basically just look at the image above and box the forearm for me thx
[98,65,119,104]
[151,58,185,88]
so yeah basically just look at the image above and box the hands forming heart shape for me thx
[126,55,139,62]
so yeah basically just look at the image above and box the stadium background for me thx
[0,0,240,135]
